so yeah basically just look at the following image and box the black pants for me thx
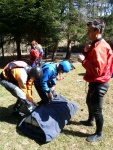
[34,83,50,104]
[86,82,109,134]
[34,81,56,104]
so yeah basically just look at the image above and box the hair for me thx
[87,19,105,34]
[31,40,38,46]
[36,44,42,50]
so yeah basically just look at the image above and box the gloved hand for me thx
[78,54,85,63]
[32,101,39,107]
[27,103,36,112]
[48,92,53,100]
[50,89,57,97]
[50,86,57,98]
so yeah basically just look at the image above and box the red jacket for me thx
[82,39,113,83]
[30,49,40,63]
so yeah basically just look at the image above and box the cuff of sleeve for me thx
[26,94,33,102]
[82,59,85,64]
[46,90,50,93]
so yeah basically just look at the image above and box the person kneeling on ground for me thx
[34,60,72,105]
[0,60,43,114]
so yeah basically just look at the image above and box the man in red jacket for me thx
[78,19,113,142]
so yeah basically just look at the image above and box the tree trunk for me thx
[65,38,72,59]
[52,40,59,61]
[0,36,4,59]
[44,47,48,59]
[44,42,49,59]
[15,36,21,60]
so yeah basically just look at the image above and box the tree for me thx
[0,0,113,61]
[0,22,9,59]
[64,0,86,59]
[36,0,67,60]
[0,0,38,59]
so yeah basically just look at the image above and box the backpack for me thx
[3,61,29,85]
[4,61,28,70]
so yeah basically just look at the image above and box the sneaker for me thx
[12,111,25,116]
[13,106,19,112]
[27,104,36,112]
[12,107,25,116]
[80,120,94,126]
[12,111,20,116]
[86,133,102,142]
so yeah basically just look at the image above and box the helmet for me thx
[59,60,71,73]
[29,66,43,79]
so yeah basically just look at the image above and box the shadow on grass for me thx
[67,120,81,126]
[62,129,89,137]
[63,121,89,137]
[16,128,46,145]
[0,103,45,145]
[0,104,28,124]
[78,73,85,76]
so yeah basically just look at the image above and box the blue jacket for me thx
[35,63,58,93]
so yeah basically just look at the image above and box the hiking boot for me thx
[86,133,102,142]
[12,107,25,116]
[27,104,36,112]
[12,107,20,116]
[80,120,94,126]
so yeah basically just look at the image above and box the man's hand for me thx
[48,92,53,100]
[84,44,91,52]
[78,55,85,63]
[32,101,39,107]
[50,86,55,91]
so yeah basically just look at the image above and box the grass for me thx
[0,61,113,150]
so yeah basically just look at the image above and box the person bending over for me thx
[0,60,43,114]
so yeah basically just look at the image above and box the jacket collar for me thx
[91,37,102,46]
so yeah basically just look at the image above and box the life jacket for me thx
[4,61,28,70]
[41,62,57,84]
[2,61,28,85]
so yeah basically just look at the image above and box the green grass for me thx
[0,62,113,150]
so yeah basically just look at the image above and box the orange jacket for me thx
[2,67,34,102]
[82,39,113,83]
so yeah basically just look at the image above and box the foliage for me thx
[104,13,113,40]
[0,0,113,58]
[0,0,42,40]
[38,0,62,40]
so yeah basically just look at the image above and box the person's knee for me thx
[93,107,102,120]
[13,87,26,100]
[0,80,17,93]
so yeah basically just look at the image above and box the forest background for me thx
[0,0,113,62]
